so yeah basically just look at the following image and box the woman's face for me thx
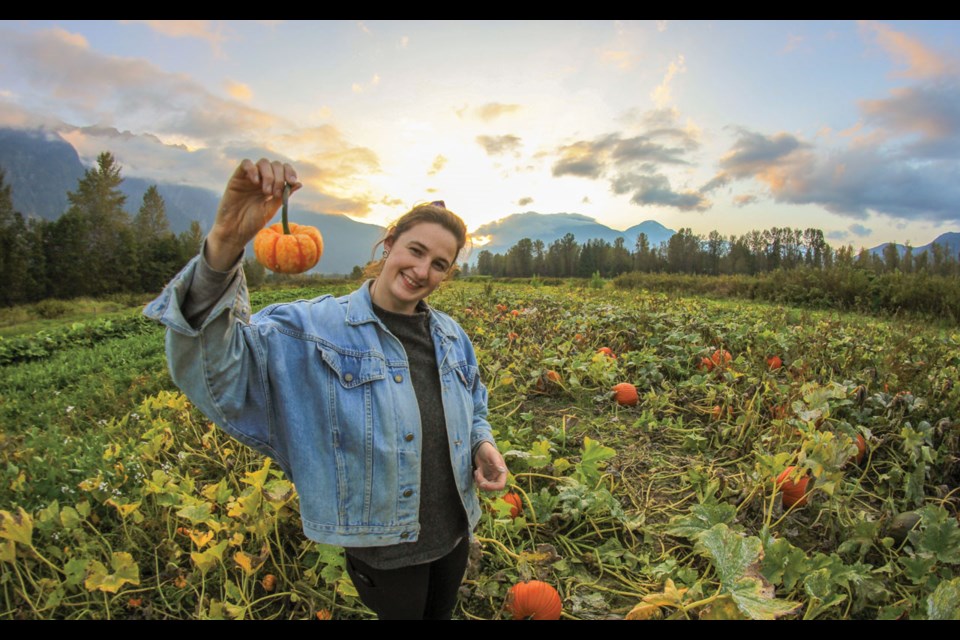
[372,222,459,314]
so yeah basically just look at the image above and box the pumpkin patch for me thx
[506,580,562,620]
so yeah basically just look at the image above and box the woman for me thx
[145,158,508,619]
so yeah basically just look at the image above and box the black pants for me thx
[344,537,470,620]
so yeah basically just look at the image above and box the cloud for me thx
[581,196,591,204]
[476,134,522,156]
[460,102,522,122]
[733,194,758,207]
[121,20,227,56]
[225,80,252,101]
[550,116,705,212]
[600,50,636,70]
[860,21,956,79]
[611,173,709,210]
[517,197,533,206]
[428,154,447,175]
[783,34,805,54]
[860,81,960,157]
[706,127,960,223]
[651,54,686,108]
[849,223,873,237]
[1,27,281,141]
[826,229,849,241]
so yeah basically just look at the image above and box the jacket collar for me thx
[345,280,458,341]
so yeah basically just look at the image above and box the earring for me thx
[382,250,389,258]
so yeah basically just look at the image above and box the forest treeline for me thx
[0,152,252,307]
[469,224,960,321]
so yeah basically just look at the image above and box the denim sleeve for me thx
[143,248,291,475]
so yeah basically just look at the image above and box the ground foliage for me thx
[1,280,959,619]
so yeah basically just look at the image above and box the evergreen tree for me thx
[134,185,180,292]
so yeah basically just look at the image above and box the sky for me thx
[1,20,958,250]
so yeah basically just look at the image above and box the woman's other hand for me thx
[473,441,508,492]
[206,158,302,270]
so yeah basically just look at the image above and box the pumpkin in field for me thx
[506,580,562,620]
[711,349,732,368]
[767,355,783,370]
[697,356,715,372]
[502,492,523,518]
[545,370,561,383]
[254,184,324,274]
[261,574,277,592]
[597,347,616,359]
[853,433,867,464]
[776,466,811,508]
[612,382,639,406]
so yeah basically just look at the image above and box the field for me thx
[1,279,959,619]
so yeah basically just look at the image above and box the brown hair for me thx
[362,202,469,281]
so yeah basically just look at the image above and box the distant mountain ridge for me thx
[869,232,960,259]
[470,211,675,259]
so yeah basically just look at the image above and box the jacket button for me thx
[405,433,414,442]
[394,374,403,383]
[403,489,413,497]
[343,373,353,382]
[400,531,410,539]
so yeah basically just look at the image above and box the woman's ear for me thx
[383,235,395,252]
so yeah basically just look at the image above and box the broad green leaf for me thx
[574,437,616,486]
[694,523,761,586]
[59,506,82,530]
[106,498,141,518]
[916,506,960,564]
[223,602,246,620]
[665,501,737,540]
[64,557,88,587]
[728,577,801,620]
[84,552,140,593]
[0,507,33,546]
[227,488,262,519]
[191,540,228,575]
[900,554,937,585]
[878,602,911,620]
[177,503,214,525]
[761,536,809,591]
[202,478,233,505]
[527,440,553,469]
[926,577,960,620]
[803,568,835,601]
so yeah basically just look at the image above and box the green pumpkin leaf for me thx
[916,506,960,564]
[694,523,761,586]
[264,478,295,504]
[665,501,737,540]
[926,577,960,620]
[177,502,215,525]
[761,536,809,591]
[191,540,228,575]
[574,437,616,486]
[84,552,140,593]
[900,554,937,585]
[728,577,802,620]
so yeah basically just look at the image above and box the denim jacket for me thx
[143,256,495,547]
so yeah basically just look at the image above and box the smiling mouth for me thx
[400,271,423,289]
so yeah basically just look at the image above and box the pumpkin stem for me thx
[281,183,291,235]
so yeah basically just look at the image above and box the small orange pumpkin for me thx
[767,355,782,370]
[776,466,811,508]
[545,370,561,383]
[503,492,523,518]
[253,185,323,274]
[262,574,277,592]
[711,349,732,368]
[612,382,638,406]
[507,580,562,620]
[853,433,867,464]
[697,356,715,372]
[597,347,616,359]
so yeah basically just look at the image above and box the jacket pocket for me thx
[318,344,386,388]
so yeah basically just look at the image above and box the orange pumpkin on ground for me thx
[506,580,563,620]
[597,347,616,359]
[612,382,639,406]
[767,355,783,370]
[776,466,811,508]
[502,492,523,518]
[711,349,732,368]
[545,370,561,383]
[854,433,867,464]
[697,356,715,372]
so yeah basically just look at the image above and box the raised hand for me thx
[205,159,302,271]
